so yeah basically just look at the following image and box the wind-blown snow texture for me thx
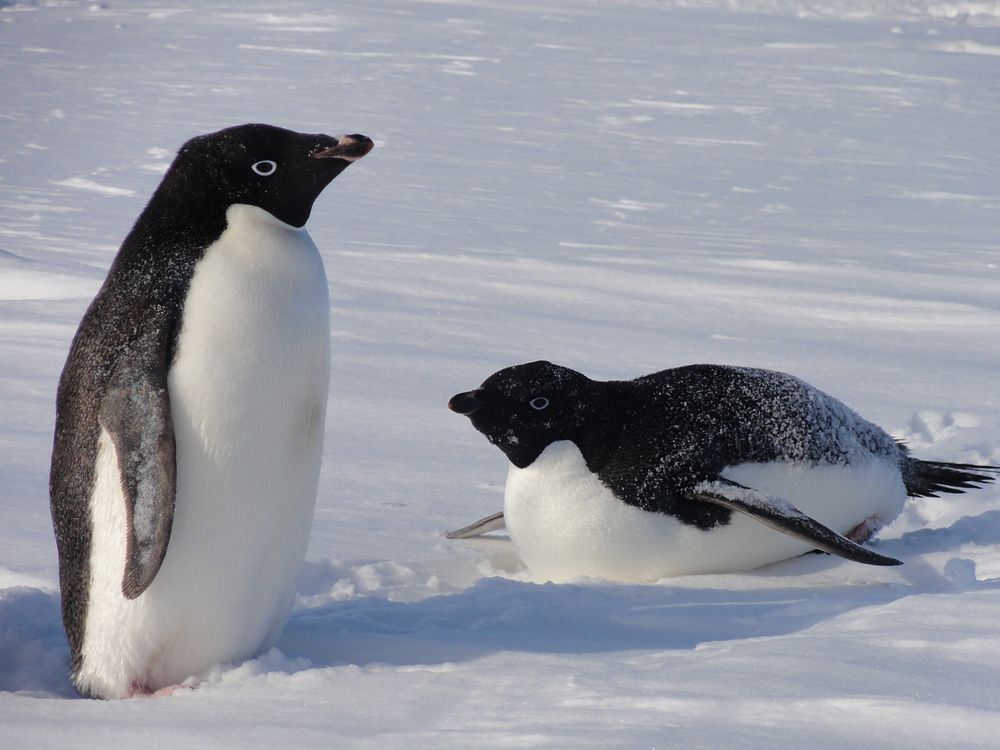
[2,0,999,747]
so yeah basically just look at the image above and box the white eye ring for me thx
[251,160,277,176]
[529,397,550,411]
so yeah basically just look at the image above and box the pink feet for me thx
[846,515,883,543]
[127,680,187,698]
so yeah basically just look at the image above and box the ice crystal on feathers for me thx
[693,478,803,517]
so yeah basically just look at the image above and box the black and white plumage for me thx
[50,124,373,699]
[448,361,998,582]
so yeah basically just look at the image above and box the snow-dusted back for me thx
[690,365,903,464]
[2,0,999,747]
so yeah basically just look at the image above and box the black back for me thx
[450,361,905,529]
[49,123,369,679]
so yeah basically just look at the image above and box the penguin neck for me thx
[563,380,630,474]
[125,171,229,264]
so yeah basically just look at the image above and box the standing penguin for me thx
[50,123,373,699]
[448,361,998,582]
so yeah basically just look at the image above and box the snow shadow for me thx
[278,573,976,669]
[895,509,1000,552]
[0,587,75,698]
[9,574,907,697]
[6,504,1000,698]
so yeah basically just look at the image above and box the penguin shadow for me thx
[6,510,1000,698]
[277,548,1000,672]
[0,587,76,698]
[894,509,1000,554]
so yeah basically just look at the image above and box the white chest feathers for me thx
[79,204,331,698]
[503,441,906,583]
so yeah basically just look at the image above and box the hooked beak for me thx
[448,390,487,416]
[310,133,374,162]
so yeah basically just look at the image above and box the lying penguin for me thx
[50,124,373,699]
[447,361,998,583]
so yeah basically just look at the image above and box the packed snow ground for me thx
[2,0,1000,746]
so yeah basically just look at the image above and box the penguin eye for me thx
[251,160,278,176]
[528,397,550,411]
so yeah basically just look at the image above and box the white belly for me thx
[78,204,330,698]
[504,441,906,583]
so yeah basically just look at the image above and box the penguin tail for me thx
[905,459,1000,498]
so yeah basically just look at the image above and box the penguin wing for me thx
[446,511,506,539]
[98,350,176,599]
[692,478,902,567]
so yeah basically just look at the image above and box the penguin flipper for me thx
[446,511,506,539]
[693,478,902,567]
[99,355,176,599]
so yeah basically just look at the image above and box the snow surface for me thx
[2,0,999,746]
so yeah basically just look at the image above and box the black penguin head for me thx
[449,361,595,468]
[164,123,374,228]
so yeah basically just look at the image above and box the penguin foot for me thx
[846,515,883,543]
[151,684,183,697]
[127,680,186,699]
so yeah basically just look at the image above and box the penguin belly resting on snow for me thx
[447,361,998,583]
[50,123,373,699]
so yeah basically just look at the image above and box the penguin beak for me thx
[310,134,374,162]
[448,390,487,416]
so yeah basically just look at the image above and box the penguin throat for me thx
[226,203,306,232]
[495,434,548,469]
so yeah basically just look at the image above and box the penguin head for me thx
[449,361,595,468]
[166,123,374,228]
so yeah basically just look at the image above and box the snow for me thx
[2,0,999,745]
